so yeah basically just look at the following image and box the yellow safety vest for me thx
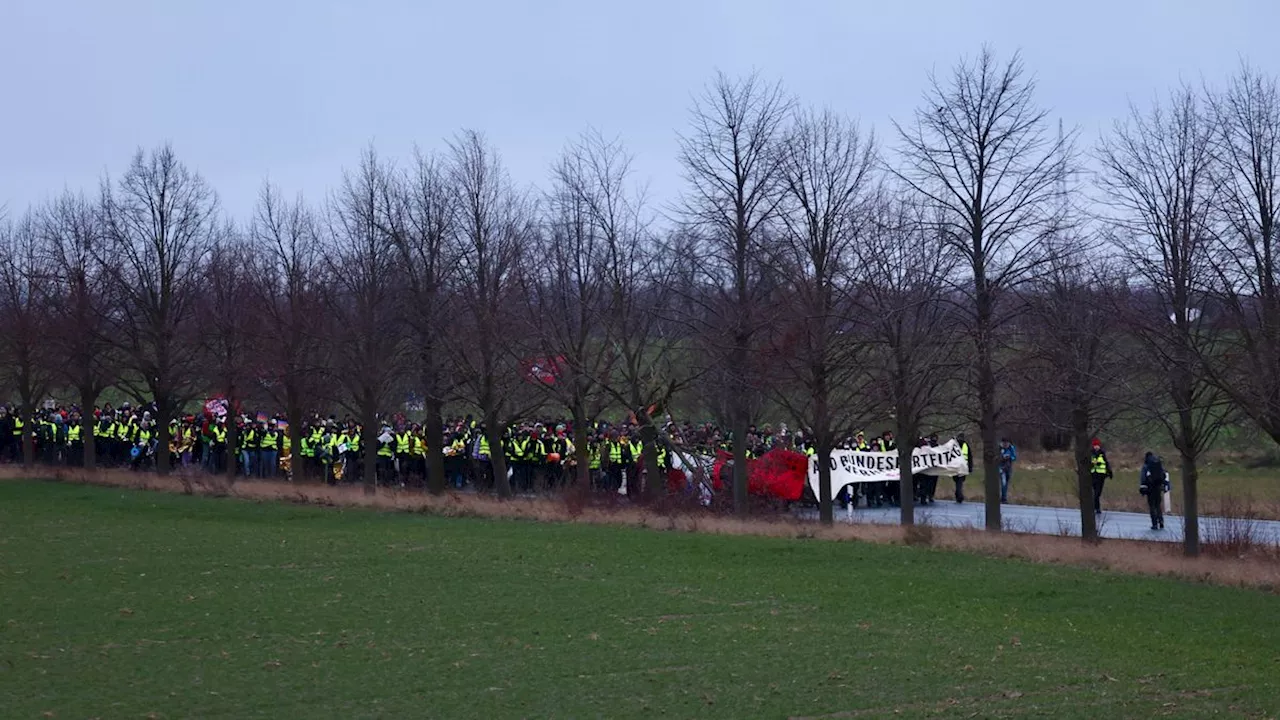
[1091,453,1108,475]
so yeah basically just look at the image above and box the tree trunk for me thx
[226,417,238,486]
[640,418,662,502]
[79,385,97,471]
[573,401,590,488]
[1174,365,1200,556]
[977,354,1001,531]
[897,419,916,527]
[813,372,833,525]
[1072,412,1098,543]
[20,403,34,469]
[486,415,511,498]
[732,406,749,516]
[154,393,171,475]
[1181,454,1199,556]
[1179,428,1200,557]
[816,443,833,526]
[424,397,446,495]
[285,385,302,483]
[362,414,377,496]
[974,262,1002,532]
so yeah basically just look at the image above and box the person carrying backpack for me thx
[1139,452,1171,530]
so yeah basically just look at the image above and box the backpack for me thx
[1148,459,1165,481]
[1142,458,1168,493]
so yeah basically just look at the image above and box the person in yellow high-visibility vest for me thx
[954,434,973,503]
[394,426,413,487]
[376,425,396,486]
[605,431,625,492]
[588,434,603,489]
[258,420,280,480]
[1090,438,1113,514]
[411,425,427,487]
[66,414,84,467]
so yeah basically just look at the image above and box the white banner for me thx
[807,440,969,498]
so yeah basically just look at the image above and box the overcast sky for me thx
[2,0,1276,220]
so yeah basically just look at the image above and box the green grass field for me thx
[2,481,1278,719]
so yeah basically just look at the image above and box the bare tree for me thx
[252,183,327,480]
[1022,237,1129,541]
[325,148,407,494]
[198,235,261,485]
[99,145,218,474]
[1097,86,1227,556]
[596,229,693,502]
[1205,64,1280,444]
[855,196,964,526]
[894,47,1072,530]
[446,131,532,497]
[40,191,115,469]
[525,132,616,488]
[384,150,457,494]
[771,108,878,524]
[678,71,794,515]
[0,212,55,467]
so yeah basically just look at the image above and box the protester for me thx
[0,398,1042,522]
[954,433,971,504]
[998,438,1017,503]
[1090,438,1113,514]
[1139,452,1170,531]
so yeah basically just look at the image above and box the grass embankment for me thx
[2,480,1279,718]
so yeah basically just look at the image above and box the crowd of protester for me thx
[0,402,977,506]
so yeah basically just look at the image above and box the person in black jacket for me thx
[1139,452,1170,531]
[0,406,12,462]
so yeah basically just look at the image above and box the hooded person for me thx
[1139,452,1171,531]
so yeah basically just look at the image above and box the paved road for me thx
[800,500,1280,545]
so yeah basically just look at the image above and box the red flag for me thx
[712,448,808,501]
[748,449,809,501]
[520,356,564,385]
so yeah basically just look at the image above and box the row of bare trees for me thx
[1,48,1276,556]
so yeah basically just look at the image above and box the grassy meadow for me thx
[1,480,1278,719]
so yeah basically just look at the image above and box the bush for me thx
[1203,495,1274,558]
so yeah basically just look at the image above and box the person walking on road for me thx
[1139,452,1170,531]
[998,438,1017,503]
[1090,438,1113,514]
[954,433,972,504]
